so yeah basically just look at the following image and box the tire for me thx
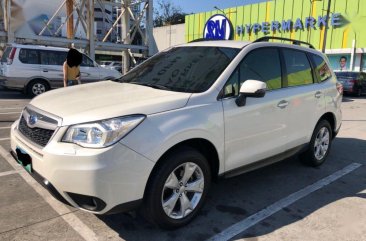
[300,120,332,167]
[142,146,211,229]
[27,79,49,97]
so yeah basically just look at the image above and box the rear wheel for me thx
[27,79,49,97]
[142,147,211,229]
[300,120,332,167]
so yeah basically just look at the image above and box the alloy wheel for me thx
[161,162,204,219]
[314,127,330,160]
[32,83,46,96]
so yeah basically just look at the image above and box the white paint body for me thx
[10,40,342,214]
[0,44,122,91]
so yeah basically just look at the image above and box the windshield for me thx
[118,46,240,93]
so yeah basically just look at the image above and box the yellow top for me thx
[66,63,80,81]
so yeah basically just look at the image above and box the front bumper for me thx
[10,120,154,214]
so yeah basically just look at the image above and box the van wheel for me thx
[142,147,211,229]
[300,120,332,167]
[27,80,49,97]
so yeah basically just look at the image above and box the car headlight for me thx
[62,115,145,148]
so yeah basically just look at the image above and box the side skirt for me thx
[221,144,308,179]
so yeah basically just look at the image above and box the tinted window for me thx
[311,54,332,82]
[119,47,240,93]
[1,47,12,63]
[283,49,313,87]
[361,73,366,81]
[81,54,94,67]
[19,49,40,64]
[223,69,239,97]
[240,48,282,90]
[40,50,67,65]
[223,48,282,97]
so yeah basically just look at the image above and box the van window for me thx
[283,49,313,87]
[19,49,40,64]
[40,50,67,65]
[311,54,332,82]
[81,55,94,67]
[1,47,12,63]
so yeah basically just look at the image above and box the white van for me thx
[0,44,122,96]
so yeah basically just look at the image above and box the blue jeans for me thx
[67,80,76,86]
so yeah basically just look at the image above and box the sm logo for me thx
[204,14,233,40]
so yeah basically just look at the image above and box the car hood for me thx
[30,81,192,126]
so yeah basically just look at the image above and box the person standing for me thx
[63,48,83,87]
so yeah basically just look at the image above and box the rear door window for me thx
[40,50,67,65]
[19,49,40,64]
[282,49,313,87]
[311,54,332,82]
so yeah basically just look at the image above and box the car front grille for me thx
[17,107,60,147]
[18,116,55,147]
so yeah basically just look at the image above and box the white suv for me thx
[0,44,122,96]
[10,38,342,228]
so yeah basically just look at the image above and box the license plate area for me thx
[15,147,32,173]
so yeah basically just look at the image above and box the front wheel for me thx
[300,120,332,167]
[142,147,211,229]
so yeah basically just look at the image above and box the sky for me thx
[173,0,267,14]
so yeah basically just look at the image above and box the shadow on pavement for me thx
[0,88,31,100]
[96,137,366,241]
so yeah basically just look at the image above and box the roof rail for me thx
[188,38,221,43]
[254,37,315,49]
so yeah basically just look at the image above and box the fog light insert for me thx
[67,192,106,212]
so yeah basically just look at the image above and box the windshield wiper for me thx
[129,82,172,91]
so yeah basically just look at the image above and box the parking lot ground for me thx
[0,90,365,241]
[234,165,366,241]
[0,155,13,173]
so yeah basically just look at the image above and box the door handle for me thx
[315,91,322,98]
[277,100,289,109]
[42,69,48,72]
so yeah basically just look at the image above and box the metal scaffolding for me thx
[0,0,154,73]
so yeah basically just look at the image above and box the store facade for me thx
[185,0,366,71]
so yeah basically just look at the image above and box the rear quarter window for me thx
[1,47,12,63]
[311,54,332,82]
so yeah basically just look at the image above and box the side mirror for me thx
[235,80,267,107]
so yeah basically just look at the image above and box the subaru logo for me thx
[28,114,38,126]
[204,14,233,40]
